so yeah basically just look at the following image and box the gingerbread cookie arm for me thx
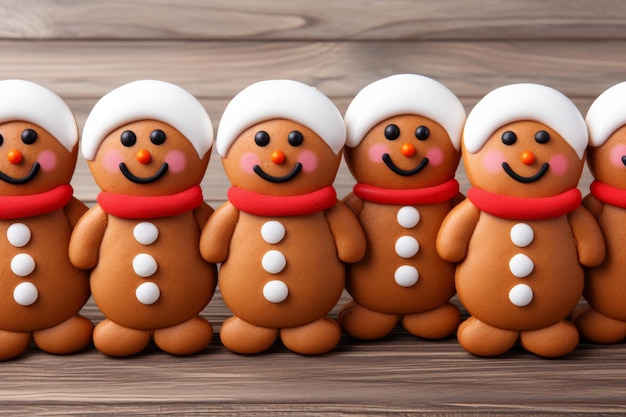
[199,201,239,263]
[325,201,366,263]
[69,205,108,270]
[64,197,89,228]
[582,194,604,219]
[436,199,480,262]
[342,192,365,217]
[193,201,214,229]
[568,206,605,267]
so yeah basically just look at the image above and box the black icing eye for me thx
[21,129,37,145]
[255,131,270,147]
[121,130,137,147]
[501,131,517,145]
[150,129,166,145]
[384,124,400,140]
[288,130,303,147]
[415,126,430,141]
[0,133,3,147]
[535,130,550,144]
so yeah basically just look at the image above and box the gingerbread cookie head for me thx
[216,80,345,197]
[463,83,588,198]
[0,80,78,197]
[585,81,626,190]
[344,74,466,189]
[82,80,213,197]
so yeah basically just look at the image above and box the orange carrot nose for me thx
[7,150,22,165]
[401,142,416,157]
[271,150,286,165]
[520,150,535,165]
[136,149,151,164]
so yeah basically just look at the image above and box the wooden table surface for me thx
[3,1,626,414]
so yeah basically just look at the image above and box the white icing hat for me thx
[0,79,77,151]
[464,83,588,159]
[585,81,626,147]
[344,74,466,150]
[216,80,345,156]
[82,80,213,160]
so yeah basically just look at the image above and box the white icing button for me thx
[261,250,287,274]
[135,282,160,305]
[263,280,289,303]
[13,282,38,306]
[509,253,534,278]
[261,221,286,244]
[133,222,159,245]
[11,253,35,277]
[397,206,420,229]
[394,265,419,287]
[395,236,419,259]
[133,254,158,277]
[7,223,31,247]
[509,283,533,307]
[510,223,534,248]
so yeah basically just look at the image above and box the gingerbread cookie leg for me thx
[280,317,341,355]
[338,301,398,340]
[573,306,626,344]
[0,330,31,360]
[220,316,278,354]
[93,319,151,357]
[520,320,578,358]
[402,302,461,340]
[33,314,93,354]
[457,317,519,357]
[153,315,213,355]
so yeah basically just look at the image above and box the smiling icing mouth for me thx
[502,162,549,183]
[382,154,429,177]
[119,162,169,184]
[253,162,303,183]
[0,162,41,185]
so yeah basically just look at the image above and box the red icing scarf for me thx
[98,185,203,219]
[353,179,459,205]
[228,185,337,216]
[0,184,73,220]
[590,181,626,209]
[467,187,581,220]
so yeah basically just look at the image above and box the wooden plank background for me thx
[1,0,626,415]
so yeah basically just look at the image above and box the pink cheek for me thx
[102,150,124,173]
[425,147,444,166]
[609,144,626,167]
[368,144,388,163]
[549,154,570,175]
[164,150,186,173]
[240,152,261,174]
[482,150,506,173]
[297,150,318,173]
[36,150,58,172]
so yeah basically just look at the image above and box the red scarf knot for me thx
[590,181,626,209]
[353,179,459,205]
[98,185,204,219]
[228,186,337,217]
[0,184,73,220]
[467,187,581,220]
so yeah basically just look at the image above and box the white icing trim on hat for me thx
[344,74,466,150]
[216,80,345,156]
[463,83,587,159]
[586,81,626,147]
[0,80,77,152]
[82,80,213,160]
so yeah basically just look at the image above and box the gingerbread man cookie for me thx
[0,80,92,360]
[573,81,626,343]
[437,83,605,357]
[70,80,216,356]
[201,80,366,355]
[338,74,466,340]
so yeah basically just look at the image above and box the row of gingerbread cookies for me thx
[0,76,621,361]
